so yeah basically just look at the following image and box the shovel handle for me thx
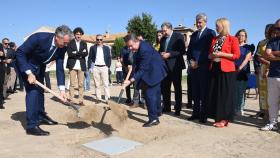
[122,65,133,89]
[35,80,65,102]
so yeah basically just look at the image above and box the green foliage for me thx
[126,13,157,44]
[112,37,125,58]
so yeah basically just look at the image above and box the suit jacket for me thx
[66,39,88,71]
[0,44,5,61]
[159,32,186,72]
[187,28,216,70]
[16,32,66,87]
[209,35,240,72]
[134,41,167,88]
[88,44,111,69]
[6,48,16,68]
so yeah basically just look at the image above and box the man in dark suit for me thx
[0,43,5,109]
[159,22,186,116]
[66,27,88,106]
[16,25,73,136]
[88,34,111,104]
[123,33,167,127]
[186,13,216,123]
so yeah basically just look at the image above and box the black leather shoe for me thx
[40,115,58,125]
[95,100,102,104]
[125,99,132,104]
[187,116,199,121]
[186,103,193,109]
[26,126,50,136]
[0,104,4,109]
[175,111,181,116]
[162,108,171,113]
[143,120,160,127]
[199,118,207,123]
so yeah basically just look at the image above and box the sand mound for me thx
[64,103,128,130]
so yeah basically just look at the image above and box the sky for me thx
[0,0,279,46]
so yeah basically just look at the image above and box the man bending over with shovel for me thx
[123,33,167,127]
[16,25,73,136]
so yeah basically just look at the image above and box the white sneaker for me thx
[260,123,278,131]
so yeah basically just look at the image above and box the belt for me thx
[95,65,106,67]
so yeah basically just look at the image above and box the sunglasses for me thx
[96,39,103,41]
[4,43,9,45]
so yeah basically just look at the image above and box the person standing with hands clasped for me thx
[207,18,240,128]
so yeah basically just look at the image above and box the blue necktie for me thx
[164,37,170,51]
[44,46,57,64]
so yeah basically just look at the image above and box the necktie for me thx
[197,31,201,39]
[164,37,170,51]
[44,46,57,64]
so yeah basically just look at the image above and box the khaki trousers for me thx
[7,67,17,91]
[69,69,84,103]
[92,66,110,101]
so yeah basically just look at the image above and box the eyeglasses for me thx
[96,39,103,41]
[4,43,9,45]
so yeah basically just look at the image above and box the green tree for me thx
[126,13,157,44]
[112,37,125,58]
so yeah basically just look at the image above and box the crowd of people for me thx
[0,13,279,136]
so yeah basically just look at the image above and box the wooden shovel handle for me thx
[35,80,65,102]
[122,65,133,89]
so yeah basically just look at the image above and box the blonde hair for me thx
[216,18,230,36]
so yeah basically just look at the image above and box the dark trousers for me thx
[191,69,210,119]
[161,70,182,112]
[143,82,161,121]
[123,70,132,101]
[44,71,51,89]
[14,66,24,90]
[187,73,193,105]
[116,71,123,84]
[0,63,5,104]
[20,65,47,129]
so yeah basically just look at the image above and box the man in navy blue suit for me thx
[186,13,215,123]
[123,33,167,127]
[16,25,73,136]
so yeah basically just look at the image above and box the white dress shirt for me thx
[72,39,81,70]
[95,46,106,65]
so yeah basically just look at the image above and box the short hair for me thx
[161,22,173,29]
[73,27,84,35]
[196,13,207,22]
[235,29,248,43]
[96,34,103,39]
[9,42,16,48]
[55,25,73,38]
[268,25,280,38]
[216,18,230,36]
[124,33,138,43]
[2,38,9,43]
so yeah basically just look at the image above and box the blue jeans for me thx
[116,71,123,84]
[84,70,90,91]
[235,80,247,113]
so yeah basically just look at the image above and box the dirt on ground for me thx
[0,80,279,158]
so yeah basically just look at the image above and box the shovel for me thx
[117,65,133,103]
[35,80,80,115]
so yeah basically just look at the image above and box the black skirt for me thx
[207,62,236,122]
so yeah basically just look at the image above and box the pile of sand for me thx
[64,102,128,130]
